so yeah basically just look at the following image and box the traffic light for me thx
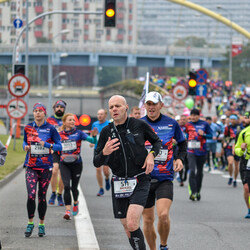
[104,0,116,27]
[188,71,197,96]
[14,64,25,75]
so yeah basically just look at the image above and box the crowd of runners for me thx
[19,81,250,250]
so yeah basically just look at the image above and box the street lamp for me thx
[48,30,70,117]
[217,5,233,83]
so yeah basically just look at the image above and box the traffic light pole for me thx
[12,10,103,75]
[10,10,103,131]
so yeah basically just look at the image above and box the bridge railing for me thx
[0,44,226,58]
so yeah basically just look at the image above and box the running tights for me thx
[60,161,82,205]
[188,154,207,194]
[26,168,52,220]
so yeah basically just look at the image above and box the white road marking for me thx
[74,186,100,250]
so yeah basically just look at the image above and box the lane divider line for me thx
[74,186,100,250]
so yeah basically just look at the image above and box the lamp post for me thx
[48,30,69,117]
[217,5,233,83]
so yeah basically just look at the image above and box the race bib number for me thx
[30,142,49,157]
[113,177,137,198]
[61,140,77,152]
[188,140,201,149]
[146,146,168,162]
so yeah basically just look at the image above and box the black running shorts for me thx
[111,174,150,219]
[240,158,250,188]
[144,180,173,209]
[52,152,60,164]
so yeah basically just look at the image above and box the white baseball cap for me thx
[221,114,227,120]
[175,115,181,121]
[145,91,163,104]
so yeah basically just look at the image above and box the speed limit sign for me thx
[6,98,28,119]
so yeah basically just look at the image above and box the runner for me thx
[59,113,97,220]
[129,106,141,119]
[205,117,220,171]
[0,140,7,166]
[91,109,111,196]
[141,91,187,250]
[23,103,62,237]
[47,100,67,206]
[235,112,250,218]
[223,115,243,187]
[94,95,161,250]
[185,108,213,201]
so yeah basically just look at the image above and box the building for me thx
[0,0,137,49]
[137,0,250,48]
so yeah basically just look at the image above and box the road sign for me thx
[172,84,188,101]
[196,68,209,84]
[162,95,173,108]
[173,100,186,115]
[6,98,28,120]
[13,18,23,29]
[8,74,30,98]
[196,84,207,97]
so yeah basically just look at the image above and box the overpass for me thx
[0,44,225,68]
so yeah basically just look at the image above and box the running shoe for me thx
[228,177,233,185]
[159,245,168,250]
[105,178,111,191]
[233,180,237,188]
[189,194,196,201]
[64,210,72,220]
[97,188,104,196]
[72,202,79,216]
[196,193,201,201]
[57,195,64,206]
[244,213,250,219]
[48,192,56,205]
[38,224,45,237]
[24,223,34,237]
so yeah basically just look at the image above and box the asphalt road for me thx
[1,99,249,250]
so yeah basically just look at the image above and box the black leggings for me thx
[60,161,83,205]
[26,168,52,220]
[188,154,207,194]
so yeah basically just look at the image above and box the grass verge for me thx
[0,135,25,180]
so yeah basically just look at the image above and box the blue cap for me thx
[229,114,238,120]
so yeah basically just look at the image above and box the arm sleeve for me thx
[0,141,7,166]
[44,127,62,151]
[176,140,187,163]
[93,128,110,168]
[235,130,244,157]
[143,121,162,156]
[204,123,213,139]
[23,127,28,150]
[86,135,97,144]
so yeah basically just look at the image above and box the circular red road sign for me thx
[6,98,28,119]
[8,73,30,98]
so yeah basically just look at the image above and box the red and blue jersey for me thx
[224,124,244,149]
[47,115,63,131]
[185,120,212,156]
[23,121,62,169]
[141,114,185,181]
[59,128,97,163]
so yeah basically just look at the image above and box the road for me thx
[1,99,249,250]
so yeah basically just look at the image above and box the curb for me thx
[0,164,24,188]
